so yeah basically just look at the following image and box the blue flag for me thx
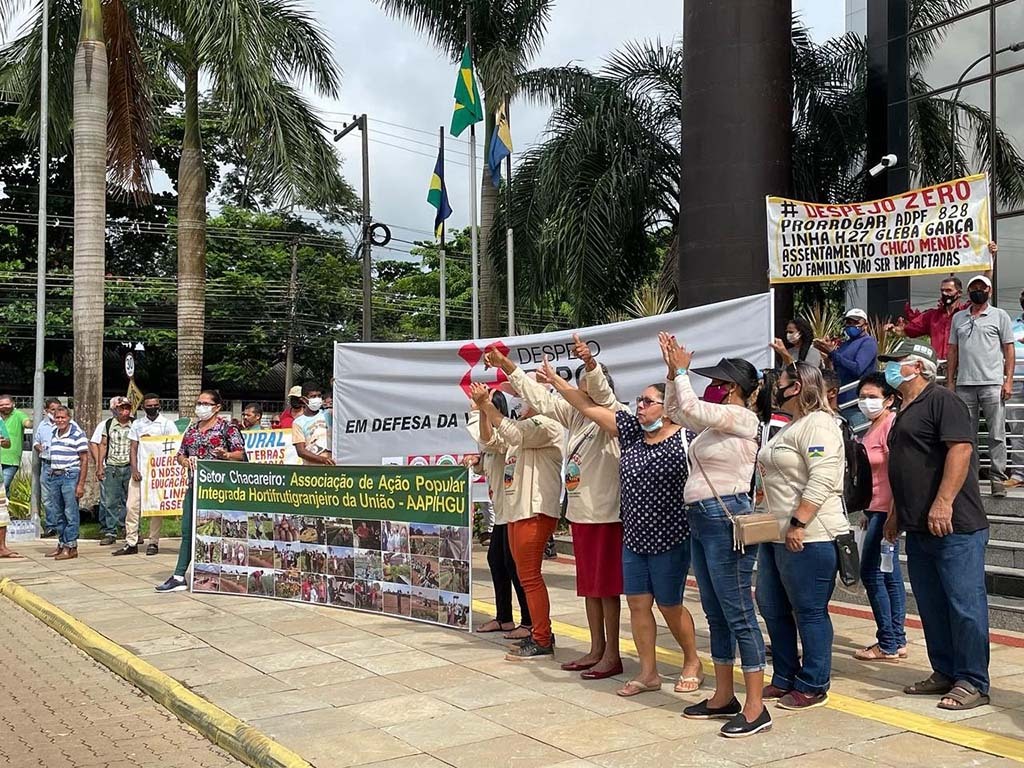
[488,102,513,187]
[427,141,453,238]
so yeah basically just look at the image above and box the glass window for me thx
[995,215,1024,309]
[911,0,991,30]
[995,68,1024,213]
[914,11,991,91]
[910,80,990,187]
[995,0,1024,72]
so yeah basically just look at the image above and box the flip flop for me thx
[560,659,598,672]
[475,619,515,634]
[937,682,990,711]
[0,552,23,559]
[617,679,662,697]
[503,625,532,640]
[904,672,953,696]
[853,644,900,662]
[674,672,705,693]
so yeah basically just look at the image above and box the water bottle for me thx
[880,541,895,574]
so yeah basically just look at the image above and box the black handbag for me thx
[833,529,861,587]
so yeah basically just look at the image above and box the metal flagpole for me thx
[504,101,514,336]
[440,126,447,341]
[31,0,50,528]
[466,4,479,340]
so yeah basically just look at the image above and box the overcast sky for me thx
[306,0,846,253]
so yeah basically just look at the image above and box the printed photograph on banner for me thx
[354,548,383,580]
[195,536,220,565]
[220,539,247,567]
[298,516,326,544]
[275,570,302,600]
[439,558,470,594]
[220,566,249,594]
[412,554,439,589]
[299,543,327,574]
[248,540,275,569]
[328,577,357,608]
[274,514,302,542]
[383,551,412,585]
[353,580,383,612]
[220,510,247,539]
[248,568,275,596]
[439,591,470,629]
[410,524,440,556]
[383,582,412,617]
[439,525,469,560]
[275,540,301,570]
[328,546,355,577]
[301,574,328,604]
[248,513,273,541]
[382,521,410,554]
[196,510,221,537]
[194,564,220,593]
[411,586,439,622]
[352,519,382,549]
[326,519,354,548]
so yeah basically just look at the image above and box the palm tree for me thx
[509,9,1024,323]
[373,0,556,338]
[2,0,352,410]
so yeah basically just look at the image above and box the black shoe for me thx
[41,530,57,539]
[155,575,187,593]
[683,696,742,720]
[720,707,773,738]
[99,534,117,546]
[543,539,557,559]
[112,544,138,556]
[505,638,555,660]
[146,543,159,556]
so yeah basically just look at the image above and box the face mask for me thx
[702,383,730,405]
[858,397,886,419]
[144,407,160,420]
[941,294,959,307]
[641,418,663,433]
[773,383,797,409]
[306,397,323,412]
[195,404,215,420]
[969,290,988,305]
[845,325,862,339]
[884,361,915,390]
[785,332,800,345]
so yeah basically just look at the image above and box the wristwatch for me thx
[675,367,688,377]
[789,516,807,529]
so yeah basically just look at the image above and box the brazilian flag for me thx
[451,44,483,137]
[427,143,453,239]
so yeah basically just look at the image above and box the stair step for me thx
[989,515,1024,543]
[985,539,1024,569]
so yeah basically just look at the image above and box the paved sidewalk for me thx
[0,596,242,768]
[2,539,1023,768]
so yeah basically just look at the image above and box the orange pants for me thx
[508,515,558,647]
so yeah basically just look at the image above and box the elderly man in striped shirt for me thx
[45,405,90,561]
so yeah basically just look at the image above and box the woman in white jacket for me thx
[756,362,849,712]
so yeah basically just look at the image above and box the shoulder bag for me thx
[691,436,779,553]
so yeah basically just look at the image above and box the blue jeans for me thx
[99,465,131,535]
[906,530,990,694]
[756,541,837,694]
[622,540,690,607]
[687,494,765,672]
[860,512,907,654]
[44,468,81,549]
[1,464,17,495]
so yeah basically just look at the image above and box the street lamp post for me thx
[948,41,1024,175]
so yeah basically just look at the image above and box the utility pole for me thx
[334,115,372,341]
[31,0,50,526]
[283,238,299,398]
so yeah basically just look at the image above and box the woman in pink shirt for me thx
[854,372,907,662]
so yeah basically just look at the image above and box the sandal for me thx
[937,682,990,711]
[475,619,515,634]
[560,658,598,672]
[674,671,705,693]
[904,672,953,696]
[853,644,900,662]
[503,625,532,640]
[617,679,662,697]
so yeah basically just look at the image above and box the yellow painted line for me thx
[0,578,313,768]
[473,598,1024,763]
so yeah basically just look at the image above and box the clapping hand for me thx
[658,332,693,378]
[469,382,492,407]
[813,338,836,354]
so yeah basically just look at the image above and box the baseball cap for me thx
[967,275,992,289]
[109,396,130,409]
[287,385,302,398]
[878,339,937,364]
[690,357,760,396]
[844,308,868,322]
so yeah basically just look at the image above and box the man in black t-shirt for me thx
[882,340,990,711]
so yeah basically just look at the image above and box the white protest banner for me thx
[332,292,773,468]
[767,173,992,284]
[140,428,300,517]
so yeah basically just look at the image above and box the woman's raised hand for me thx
[572,333,596,371]
[484,348,515,373]
[658,332,692,377]
[469,381,492,407]
[536,356,569,391]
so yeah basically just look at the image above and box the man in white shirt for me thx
[113,394,179,556]
[291,383,334,465]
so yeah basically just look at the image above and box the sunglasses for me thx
[635,396,663,408]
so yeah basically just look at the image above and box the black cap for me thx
[691,357,760,396]
[877,339,937,364]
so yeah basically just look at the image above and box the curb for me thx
[0,577,314,768]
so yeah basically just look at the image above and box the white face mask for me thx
[195,404,215,420]
[306,397,323,412]
[786,332,801,345]
[857,397,886,419]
